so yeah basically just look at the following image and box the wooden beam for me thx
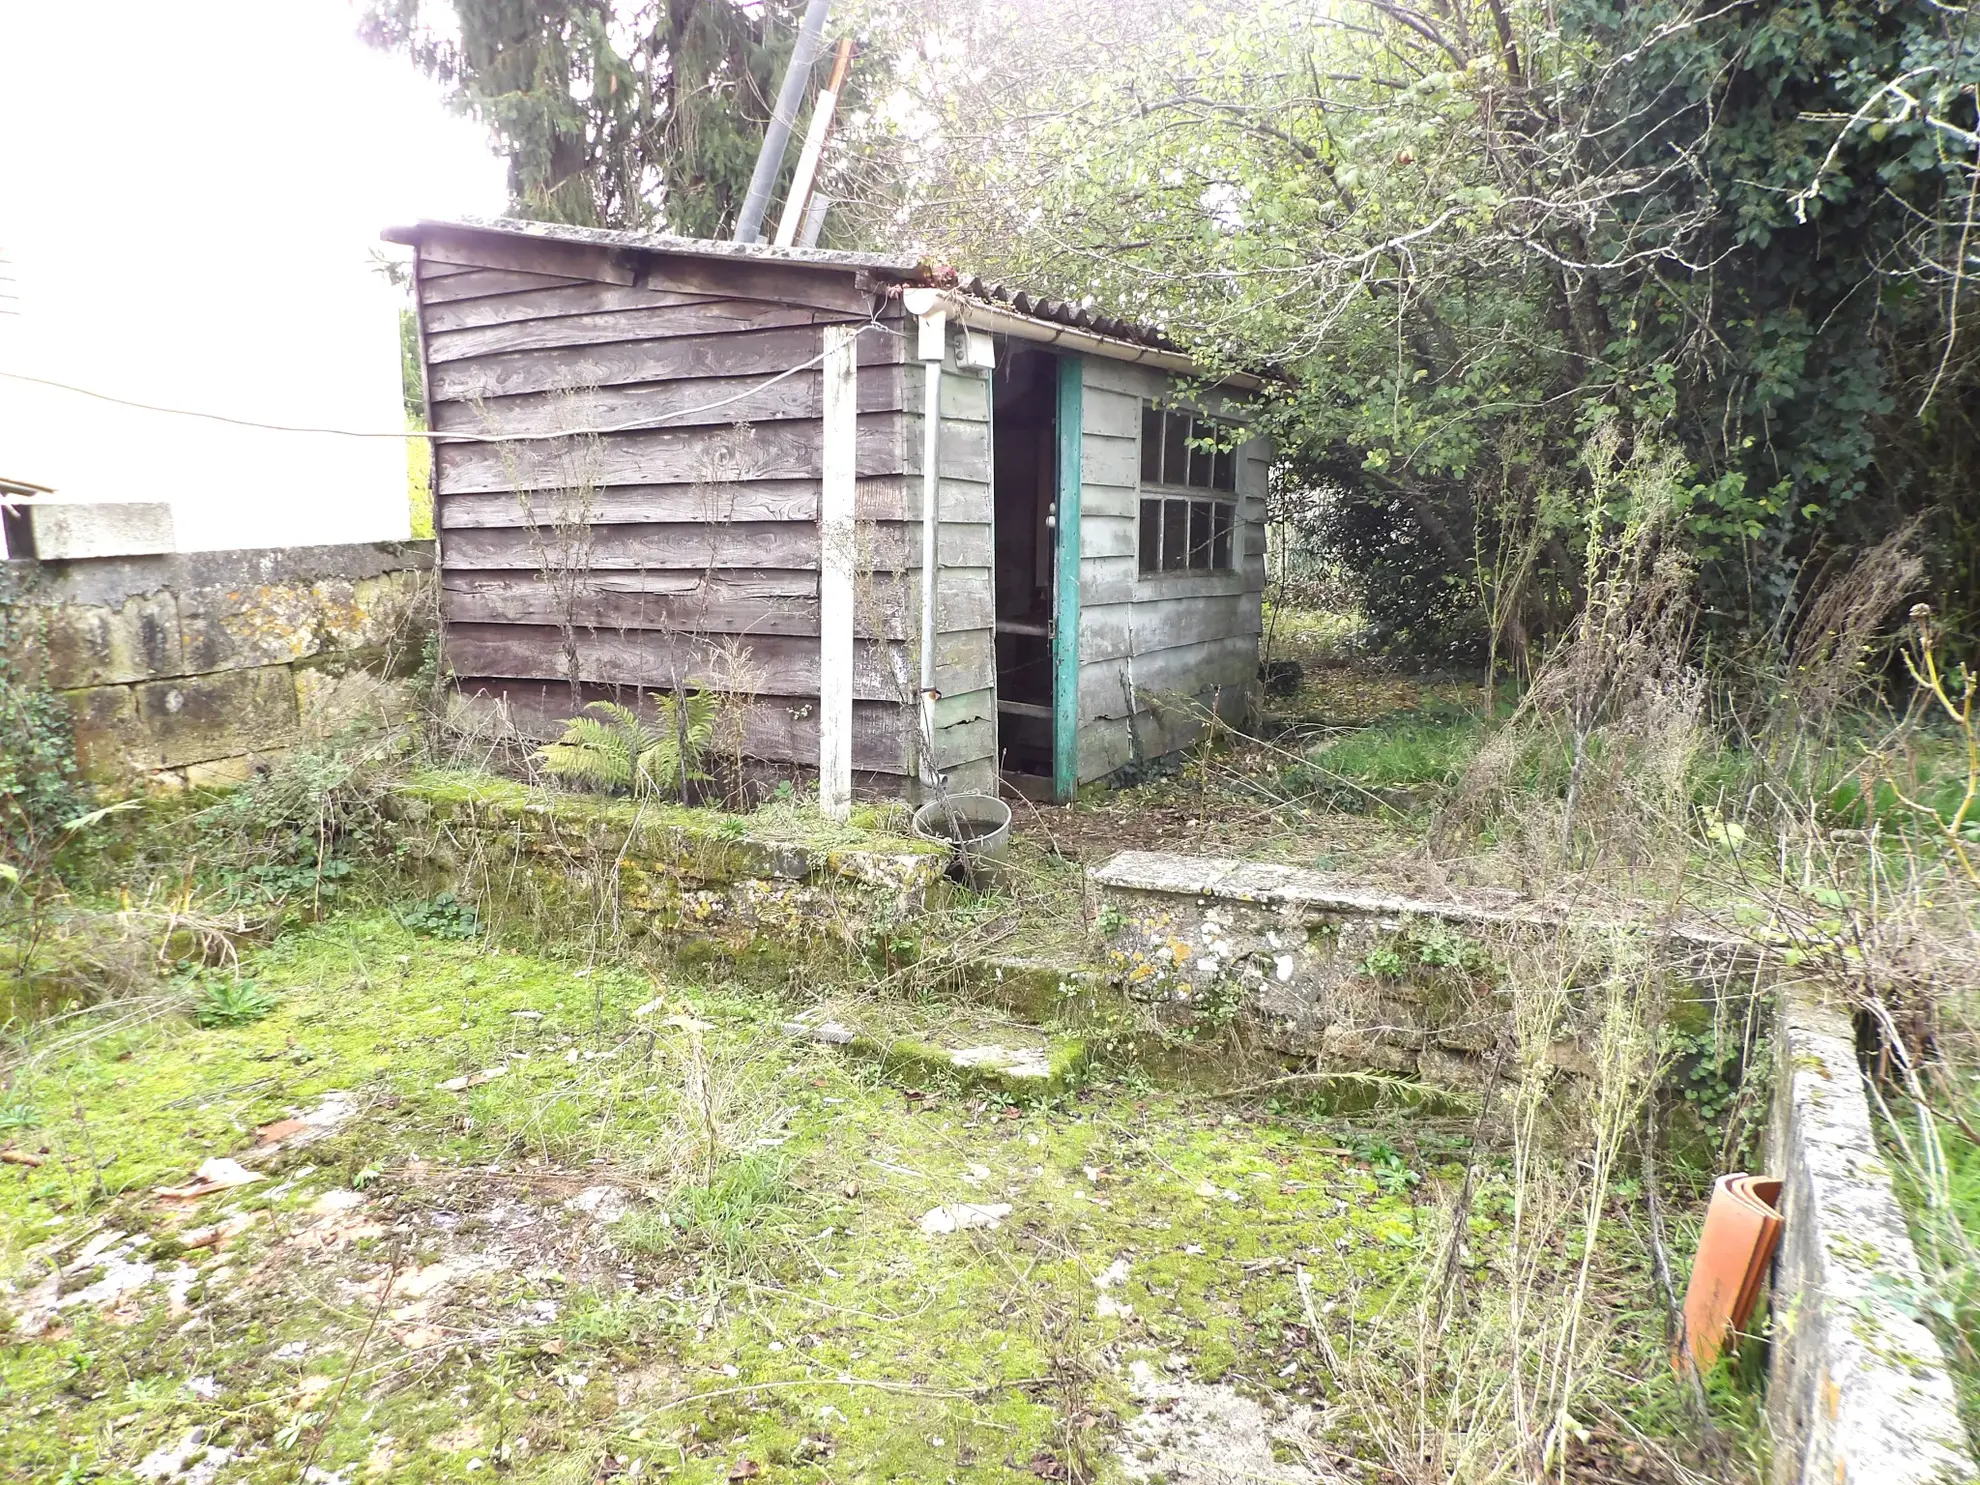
[1052,355,1084,802]
[438,567,987,642]
[443,621,992,703]
[420,271,646,311]
[430,364,902,438]
[424,281,724,331]
[433,467,919,529]
[818,323,857,819]
[436,518,991,573]
[453,676,912,773]
[426,322,904,402]
[413,226,881,316]
[431,412,905,495]
[426,299,828,363]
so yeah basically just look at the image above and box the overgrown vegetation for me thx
[0,569,81,887]
[537,694,717,803]
[851,0,1980,664]
[18,3,1980,1467]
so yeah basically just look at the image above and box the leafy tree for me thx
[864,0,1980,659]
[363,0,827,236]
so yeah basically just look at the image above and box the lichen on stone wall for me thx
[394,771,951,956]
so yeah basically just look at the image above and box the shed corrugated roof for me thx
[385,215,1182,353]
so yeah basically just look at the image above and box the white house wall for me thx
[0,4,504,554]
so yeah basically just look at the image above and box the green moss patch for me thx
[0,913,1749,1482]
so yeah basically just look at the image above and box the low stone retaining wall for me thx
[392,773,950,947]
[1087,849,1750,1083]
[14,540,434,787]
[1766,989,1976,1485]
[1090,849,1979,1479]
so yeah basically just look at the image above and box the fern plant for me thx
[537,694,717,800]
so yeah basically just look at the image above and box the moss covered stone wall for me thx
[22,540,434,788]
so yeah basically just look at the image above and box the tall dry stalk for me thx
[1436,427,1702,881]
[490,390,603,712]
[1308,925,1670,1484]
[1756,518,1925,773]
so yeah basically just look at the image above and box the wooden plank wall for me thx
[1072,358,1267,783]
[920,359,999,796]
[413,227,926,781]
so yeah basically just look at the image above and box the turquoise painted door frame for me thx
[1051,356,1083,802]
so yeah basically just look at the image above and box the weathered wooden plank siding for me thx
[430,366,903,437]
[455,677,911,772]
[1072,358,1267,782]
[416,231,924,781]
[415,227,1274,790]
[920,360,998,784]
[428,300,829,363]
[432,413,906,495]
[425,282,727,333]
[429,324,903,402]
[445,623,993,704]
[438,469,954,529]
[442,568,987,641]
[416,227,877,314]
[438,520,990,573]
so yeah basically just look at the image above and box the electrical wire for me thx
[0,320,875,444]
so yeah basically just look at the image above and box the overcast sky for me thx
[0,2,508,547]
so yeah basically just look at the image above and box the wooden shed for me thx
[384,217,1270,808]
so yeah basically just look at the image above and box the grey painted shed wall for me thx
[920,348,1266,791]
[1070,358,1267,784]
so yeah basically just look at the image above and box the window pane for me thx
[1187,500,1212,569]
[1161,499,1189,571]
[1141,406,1163,485]
[1213,440,1236,492]
[1139,498,1161,572]
[1211,501,1233,569]
[1186,419,1214,488]
[1163,412,1188,489]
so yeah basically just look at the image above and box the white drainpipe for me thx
[915,308,947,789]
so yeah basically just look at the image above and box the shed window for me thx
[1137,404,1239,573]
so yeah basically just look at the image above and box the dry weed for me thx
[1307,925,1683,1483]
[1435,430,1703,885]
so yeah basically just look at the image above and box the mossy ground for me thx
[0,912,1718,1483]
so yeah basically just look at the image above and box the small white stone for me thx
[918,1203,1012,1235]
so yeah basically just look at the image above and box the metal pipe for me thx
[732,0,832,244]
[918,351,942,787]
[914,307,947,788]
[773,37,854,247]
[798,194,831,248]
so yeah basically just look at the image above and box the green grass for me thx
[1892,1111,1980,1443]
[0,913,1445,1483]
[1281,705,1486,810]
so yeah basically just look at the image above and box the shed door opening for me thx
[990,344,1061,792]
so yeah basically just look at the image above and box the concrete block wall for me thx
[13,540,435,789]
[1766,990,1977,1485]
[1086,849,1752,1078]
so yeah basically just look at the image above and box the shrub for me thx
[0,571,80,880]
[537,695,715,800]
[192,976,275,1027]
[396,892,479,940]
